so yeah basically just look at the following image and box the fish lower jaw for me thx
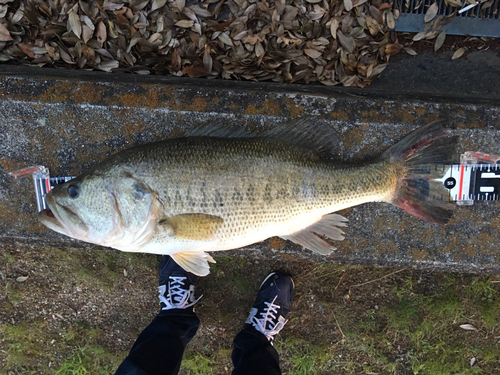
[38,209,73,237]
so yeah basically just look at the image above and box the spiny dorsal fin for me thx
[185,123,253,138]
[260,117,340,155]
[186,117,340,155]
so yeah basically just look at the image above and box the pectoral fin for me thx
[171,251,216,276]
[280,214,348,255]
[163,213,224,241]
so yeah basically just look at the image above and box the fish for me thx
[38,119,457,276]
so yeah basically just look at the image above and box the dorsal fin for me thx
[185,123,253,138]
[260,117,340,154]
[186,117,340,154]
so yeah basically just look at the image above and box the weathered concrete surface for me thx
[1,65,500,274]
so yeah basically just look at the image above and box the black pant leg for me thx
[231,326,281,375]
[115,310,200,375]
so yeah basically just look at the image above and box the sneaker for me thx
[245,272,295,344]
[158,255,201,311]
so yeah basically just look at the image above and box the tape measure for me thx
[438,164,500,205]
[9,166,74,212]
[437,151,500,206]
[9,151,500,212]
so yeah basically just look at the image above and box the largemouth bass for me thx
[39,120,457,276]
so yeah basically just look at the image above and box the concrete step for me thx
[1,64,499,274]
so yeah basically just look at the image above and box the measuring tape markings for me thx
[472,164,500,201]
[440,164,500,202]
[35,176,75,212]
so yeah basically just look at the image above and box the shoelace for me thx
[251,296,288,342]
[158,276,201,310]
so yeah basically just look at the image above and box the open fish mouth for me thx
[38,194,89,239]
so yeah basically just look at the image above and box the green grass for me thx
[0,322,52,370]
[375,275,500,374]
[55,346,121,375]
[276,337,335,375]
[181,352,217,375]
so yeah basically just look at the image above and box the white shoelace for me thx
[158,276,201,310]
[250,296,288,342]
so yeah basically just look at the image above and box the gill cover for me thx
[106,175,161,250]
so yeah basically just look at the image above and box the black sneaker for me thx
[245,272,295,344]
[158,255,201,311]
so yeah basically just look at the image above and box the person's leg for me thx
[232,272,295,375]
[115,256,201,375]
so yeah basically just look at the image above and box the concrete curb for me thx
[1,65,499,274]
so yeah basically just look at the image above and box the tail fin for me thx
[383,122,458,224]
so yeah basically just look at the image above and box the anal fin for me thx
[170,251,216,277]
[280,214,348,255]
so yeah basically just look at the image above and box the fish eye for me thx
[67,184,80,198]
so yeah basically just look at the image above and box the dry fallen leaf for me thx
[151,0,167,11]
[255,42,264,57]
[444,0,463,6]
[337,30,356,53]
[452,47,465,60]
[68,10,82,39]
[344,0,353,12]
[17,43,35,57]
[190,5,212,18]
[413,31,428,42]
[459,324,477,331]
[60,48,76,64]
[385,11,395,29]
[102,0,123,11]
[424,3,439,23]
[305,48,322,58]
[95,21,106,46]
[330,18,339,39]
[82,25,93,44]
[176,0,185,12]
[98,59,119,72]
[16,276,28,282]
[175,20,194,28]
[365,15,381,36]
[182,64,208,77]
[404,47,418,55]
[0,22,12,42]
[203,50,213,73]
[434,30,446,52]
[218,32,233,46]
[385,43,402,55]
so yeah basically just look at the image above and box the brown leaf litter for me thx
[0,0,497,87]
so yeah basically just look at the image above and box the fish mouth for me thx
[38,193,89,239]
